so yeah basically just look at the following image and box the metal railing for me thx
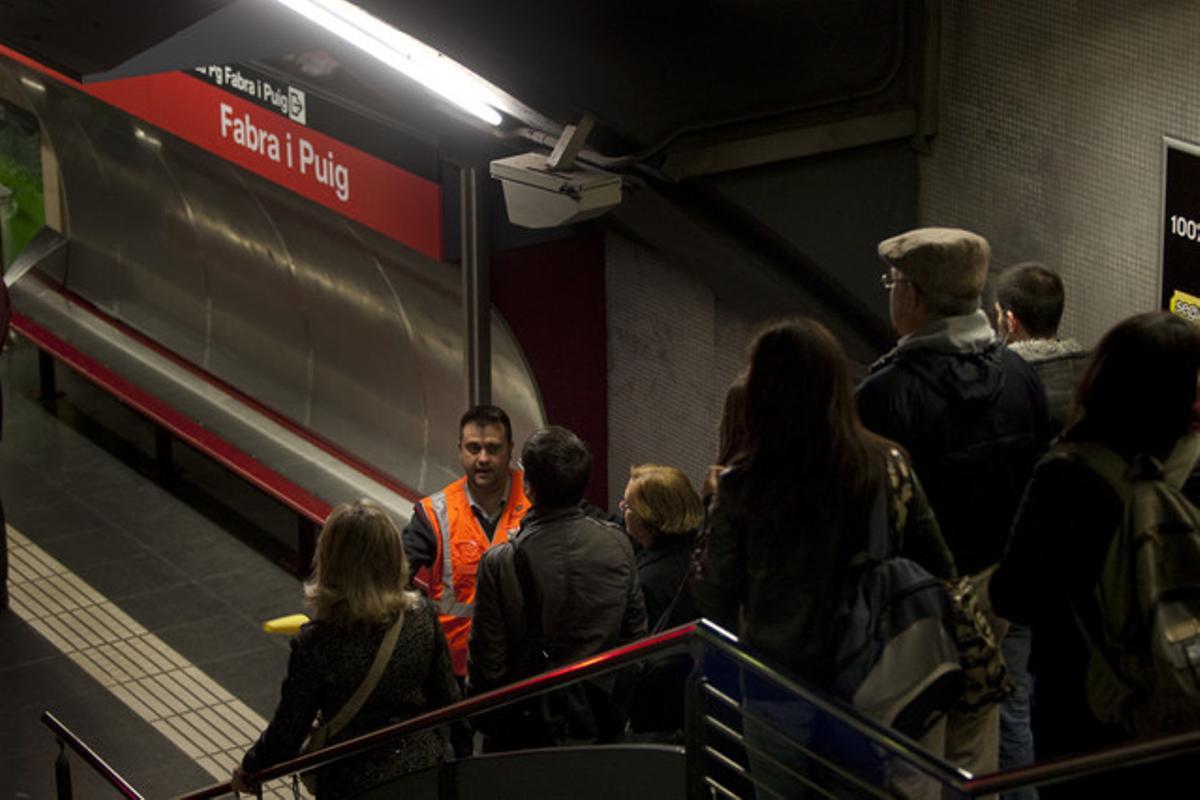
[41,619,1200,799]
[43,711,144,800]
[178,621,699,799]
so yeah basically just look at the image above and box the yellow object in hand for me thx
[262,613,310,635]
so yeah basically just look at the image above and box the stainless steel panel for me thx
[2,58,544,497]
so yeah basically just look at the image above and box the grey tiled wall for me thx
[921,3,1200,345]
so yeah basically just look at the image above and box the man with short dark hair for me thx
[468,425,647,749]
[857,228,1049,791]
[995,262,1089,437]
[403,404,531,678]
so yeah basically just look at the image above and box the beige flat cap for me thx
[878,227,990,301]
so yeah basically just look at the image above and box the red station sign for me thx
[0,45,444,261]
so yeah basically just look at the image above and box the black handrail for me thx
[174,621,702,799]
[964,727,1200,796]
[41,711,144,800]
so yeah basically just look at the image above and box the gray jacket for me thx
[1009,338,1089,438]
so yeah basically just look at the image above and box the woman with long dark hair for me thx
[695,318,954,679]
[991,311,1200,795]
[693,318,955,796]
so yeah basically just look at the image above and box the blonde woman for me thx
[621,465,704,631]
[234,499,459,798]
[622,464,704,738]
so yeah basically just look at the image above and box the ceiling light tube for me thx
[272,0,504,126]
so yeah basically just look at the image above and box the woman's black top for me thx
[241,596,459,799]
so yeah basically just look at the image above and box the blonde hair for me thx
[626,464,704,540]
[305,498,419,625]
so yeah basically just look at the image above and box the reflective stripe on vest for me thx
[429,490,475,618]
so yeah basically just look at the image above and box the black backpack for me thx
[1069,434,1200,737]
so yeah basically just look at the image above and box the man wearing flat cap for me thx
[857,227,1048,788]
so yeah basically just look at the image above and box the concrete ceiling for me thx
[0,0,929,175]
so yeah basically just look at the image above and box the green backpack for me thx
[1069,434,1200,737]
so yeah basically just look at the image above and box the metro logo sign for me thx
[0,46,443,261]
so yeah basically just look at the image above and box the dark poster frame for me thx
[1161,136,1200,320]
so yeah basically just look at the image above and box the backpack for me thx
[831,451,966,738]
[1069,434,1200,737]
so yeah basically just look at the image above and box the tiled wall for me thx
[921,2,1200,345]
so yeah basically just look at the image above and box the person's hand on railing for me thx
[230,765,258,796]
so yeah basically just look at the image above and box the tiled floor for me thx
[0,334,312,798]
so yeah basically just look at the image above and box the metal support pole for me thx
[684,643,708,800]
[54,738,73,800]
[460,166,491,409]
[297,516,318,578]
[37,348,58,409]
[154,428,174,482]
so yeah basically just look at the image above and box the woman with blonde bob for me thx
[234,499,459,799]
[622,464,704,738]
[622,464,704,630]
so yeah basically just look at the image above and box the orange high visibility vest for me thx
[420,469,530,675]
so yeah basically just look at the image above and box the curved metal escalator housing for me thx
[0,56,545,505]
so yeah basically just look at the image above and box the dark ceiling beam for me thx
[658,107,919,181]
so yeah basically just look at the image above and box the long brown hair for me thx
[742,318,891,504]
[305,498,420,625]
[716,372,750,467]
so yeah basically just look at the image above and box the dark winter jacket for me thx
[469,505,647,688]
[241,597,459,799]
[636,531,699,632]
[692,449,955,688]
[467,505,648,745]
[991,439,1200,794]
[857,311,1050,574]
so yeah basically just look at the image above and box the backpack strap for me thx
[1161,432,1200,490]
[1065,441,1131,500]
[1068,432,1200,497]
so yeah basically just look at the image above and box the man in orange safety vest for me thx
[402,405,531,677]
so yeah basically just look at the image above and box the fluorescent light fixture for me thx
[272,0,504,126]
[18,75,45,93]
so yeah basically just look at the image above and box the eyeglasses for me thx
[880,271,913,291]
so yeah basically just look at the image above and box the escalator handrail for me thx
[41,711,144,800]
[173,620,702,799]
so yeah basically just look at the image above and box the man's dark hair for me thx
[521,426,591,509]
[460,404,512,443]
[995,262,1065,338]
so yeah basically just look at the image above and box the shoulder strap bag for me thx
[298,612,405,793]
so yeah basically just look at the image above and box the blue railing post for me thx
[54,738,73,800]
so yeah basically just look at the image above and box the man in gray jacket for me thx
[468,425,647,750]
[995,262,1089,438]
